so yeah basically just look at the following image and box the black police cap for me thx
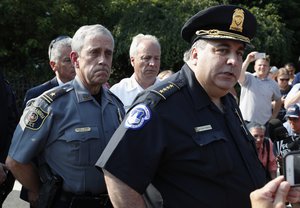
[181,5,257,45]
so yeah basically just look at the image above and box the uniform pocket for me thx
[57,126,101,166]
[192,130,227,146]
[192,130,233,174]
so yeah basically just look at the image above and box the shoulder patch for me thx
[41,85,73,104]
[24,106,49,130]
[125,104,151,130]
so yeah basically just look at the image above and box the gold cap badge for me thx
[229,8,244,33]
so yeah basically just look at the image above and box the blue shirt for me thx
[9,76,124,194]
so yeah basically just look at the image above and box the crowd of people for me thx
[1,4,300,208]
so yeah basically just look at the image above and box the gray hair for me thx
[129,33,161,57]
[48,36,72,61]
[183,39,208,62]
[183,49,191,62]
[246,122,266,132]
[71,24,114,54]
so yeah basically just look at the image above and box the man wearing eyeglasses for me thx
[110,34,161,112]
[276,68,292,122]
[246,122,277,180]
[239,51,282,133]
[22,35,75,110]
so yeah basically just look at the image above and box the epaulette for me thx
[150,80,184,100]
[40,84,73,105]
[130,78,186,110]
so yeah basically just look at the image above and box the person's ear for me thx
[70,51,79,68]
[190,48,199,65]
[130,56,135,67]
[49,61,56,72]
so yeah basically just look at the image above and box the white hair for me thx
[71,24,114,54]
[129,33,161,57]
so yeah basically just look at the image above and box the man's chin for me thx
[218,83,236,91]
[93,77,109,86]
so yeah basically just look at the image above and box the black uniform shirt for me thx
[97,64,266,208]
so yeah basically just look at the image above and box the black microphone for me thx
[268,118,289,142]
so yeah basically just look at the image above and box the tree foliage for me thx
[0,0,111,83]
[0,0,299,93]
[109,0,222,83]
[250,4,294,67]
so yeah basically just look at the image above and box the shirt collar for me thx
[129,73,161,91]
[57,77,64,86]
[72,76,114,105]
[181,64,211,110]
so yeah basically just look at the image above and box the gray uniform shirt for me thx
[9,76,124,194]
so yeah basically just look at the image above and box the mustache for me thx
[94,67,110,73]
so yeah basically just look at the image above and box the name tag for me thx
[75,127,91,132]
[194,125,212,132]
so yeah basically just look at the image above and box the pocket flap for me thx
[60,126,99,142]
[193,130,227,146]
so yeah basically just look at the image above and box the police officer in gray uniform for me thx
[6,24,124,208]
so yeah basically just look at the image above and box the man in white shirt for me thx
[239,51,281,126]
[110,34,161,111]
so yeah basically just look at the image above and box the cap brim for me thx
[193,35,254,49]
[285,115,299,118]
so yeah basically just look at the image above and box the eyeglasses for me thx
[253,134,264,139]
[48,35,70,59]
[279,78,289,81]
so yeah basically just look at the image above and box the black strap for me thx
[98,80,185,167]
[264,138,271,180]
[264,138,270,168]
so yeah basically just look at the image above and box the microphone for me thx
[268,118,289,142]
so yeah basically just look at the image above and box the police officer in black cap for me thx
[97,5,267,208]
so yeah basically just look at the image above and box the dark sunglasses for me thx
[288,117,300,121]
[279,78,289,81]
[48,35,70,59]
